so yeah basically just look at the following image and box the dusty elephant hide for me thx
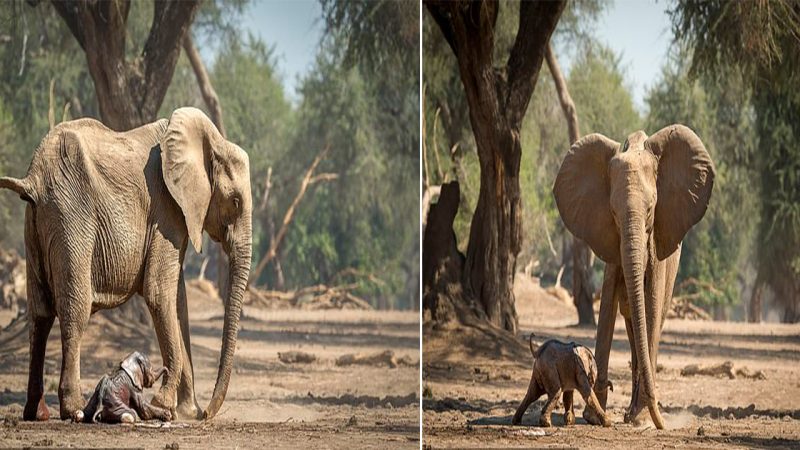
[512,337,611,427]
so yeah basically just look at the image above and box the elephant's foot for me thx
[58,388,85,421]
[151,388,178,413]
[583,406,602,425]
[623,402,649,426]
[538,415,552,427]
[176,398,202,420]
[564,410,575,426]
[23,396,50,421]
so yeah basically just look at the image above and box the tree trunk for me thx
[748,276,763,323]
[50,1,200,131]
[422,182,464,323]
[545,44,596,326]
[425,0,565,333]
[463,131,522,332]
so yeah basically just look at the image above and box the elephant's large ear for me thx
[553,134,621,265]
[161,107,223,253]
[120,352,144,391]
[646,124,715,260]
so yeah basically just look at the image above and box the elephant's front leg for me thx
[585,264,620,424]
[624,317,648,424]
[143,262,183,414]
[176,270,202,419]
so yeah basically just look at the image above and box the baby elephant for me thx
[79,352,170,424]
[512,336,612,427]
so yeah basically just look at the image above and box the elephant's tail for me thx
[529,334,540,356]
[0,176,36,203]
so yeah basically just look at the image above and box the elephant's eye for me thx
[233,197,241,211]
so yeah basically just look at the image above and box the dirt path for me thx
[422,279,800,449]
[0,285,420,449]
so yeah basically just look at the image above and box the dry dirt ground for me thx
[0,283,420,449]
[423,277,800,449]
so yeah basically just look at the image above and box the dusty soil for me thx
[422,276,800,449]
[0,283,420,449]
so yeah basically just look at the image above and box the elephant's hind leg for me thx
[512,378,543,425]
[23,313,54,421]
[56,288,92,421]
[563,391,575,425]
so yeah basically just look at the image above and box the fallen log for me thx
[335,350,417,368]
[680,360,766,380]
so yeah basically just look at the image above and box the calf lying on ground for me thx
[79,352,170,423]
[512,335,612,427]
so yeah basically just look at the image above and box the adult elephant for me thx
[553,125,715,429]
[0,107,252,422]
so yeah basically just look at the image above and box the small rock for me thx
[165,443,179,450]
[278,351,317,364]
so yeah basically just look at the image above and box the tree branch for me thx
[141,1,200,116]
[545,43,579,143]
[250,146,337,285]
[183,32,225,137]
[505,0,565,128]
[424,1,459,57]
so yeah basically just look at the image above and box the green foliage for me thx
[645,51,757,309]
[668,0,800,82]
[671,0,800,319]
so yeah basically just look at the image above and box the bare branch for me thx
[47,79,55,130]
[250,146,337,284]
[259,167,273,212]
[545,43,580,143]
[432,107,445,182]
[183,32,226,137]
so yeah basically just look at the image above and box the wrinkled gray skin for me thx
[0,107,252,422]
[512,337,611,427]
[553,125,715,429]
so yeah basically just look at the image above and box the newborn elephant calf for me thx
[79,352,170,424]
[512,336,611,427]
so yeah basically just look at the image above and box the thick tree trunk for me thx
[422,182,464,323]
[50,0,200,130]
[463,131,522,332]
[425,0,565,333]
[545,44,596,326]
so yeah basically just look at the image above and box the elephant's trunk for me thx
[203,218,252,419]
[620,212,665,430]
[154,366,168,382]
